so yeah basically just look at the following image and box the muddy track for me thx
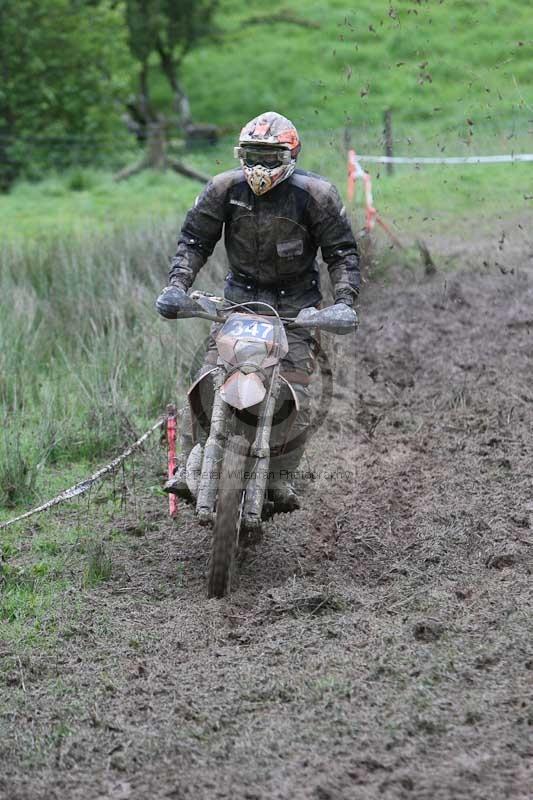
[1,234,533,799]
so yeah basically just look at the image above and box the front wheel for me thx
[207,434,248,598]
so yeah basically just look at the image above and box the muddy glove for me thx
[155,285,188,319]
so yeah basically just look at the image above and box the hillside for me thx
[179,0,531,133]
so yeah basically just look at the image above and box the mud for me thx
[1,226,532,799]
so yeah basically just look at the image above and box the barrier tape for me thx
[347,149,533,245]
[0,417,166,531]
[350,153,533,165]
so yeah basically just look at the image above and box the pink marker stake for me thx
[166,406,177,517]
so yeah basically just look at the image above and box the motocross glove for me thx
[155,285,188,319]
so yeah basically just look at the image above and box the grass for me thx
[0,461,147,646]
[83,541,113,587]
[0,219,222,513]
[0,514,76,644]
[0,208,221,644]
[180,0,532,132]
[1,126,531,245]
[0,168,203,243]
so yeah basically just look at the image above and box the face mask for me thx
[241,160,296,196]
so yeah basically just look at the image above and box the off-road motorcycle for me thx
[156,286,357,598]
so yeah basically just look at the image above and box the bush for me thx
[66,169,96,192]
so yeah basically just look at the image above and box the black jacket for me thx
[169,167,359,315]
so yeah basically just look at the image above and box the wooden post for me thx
[343,125,352,153]
[383,109,393,175]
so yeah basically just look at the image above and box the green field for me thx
[2,0,532,242]
[180,0,532,131]
[2,124,532,243]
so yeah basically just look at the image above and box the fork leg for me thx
[242,375,281,529]
[196,369,231,524]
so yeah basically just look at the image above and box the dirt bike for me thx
[156,286,357,598]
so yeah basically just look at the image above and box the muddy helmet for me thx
[234,111,301,196]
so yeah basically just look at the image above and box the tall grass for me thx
[0,220,225,508]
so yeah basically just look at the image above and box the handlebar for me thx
[157,287,358,334]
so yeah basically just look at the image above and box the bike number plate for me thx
[222,316,274,342]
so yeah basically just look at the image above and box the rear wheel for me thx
[207,434,248,598]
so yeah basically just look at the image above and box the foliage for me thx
[125,0,218,69]
[124,0,219,130]
[0,0,133,189]
[1,0,531,190]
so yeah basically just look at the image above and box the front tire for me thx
[207,434,248,598]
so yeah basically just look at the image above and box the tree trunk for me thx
[146,120,167,169]
[115,45,207,183]
[138,60,152,123]
[156,41,193,131]
[114,120,209,184]
[0,4,17,191]
[173,80,193,132]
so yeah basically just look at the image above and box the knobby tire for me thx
[207,434,248,598]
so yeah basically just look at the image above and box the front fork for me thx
[196,368,230,524]
[195,365,281,529]
[242,363,281,530]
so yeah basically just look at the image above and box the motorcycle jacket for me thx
[169,167,360,316]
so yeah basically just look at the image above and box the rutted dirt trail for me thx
[1,230,532,799]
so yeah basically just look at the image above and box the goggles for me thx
[234,146,292,169]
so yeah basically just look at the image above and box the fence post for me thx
[383,109,394,175]
[166,404,177,517]
[343,126,352,153]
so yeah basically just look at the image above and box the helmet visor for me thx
[234,146,291,168]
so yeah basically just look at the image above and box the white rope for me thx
[352,153,533,165]
[0,417,165,531]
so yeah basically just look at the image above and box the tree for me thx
[117,0,219,179]
[125,0,218,131]
[0,0,132,190]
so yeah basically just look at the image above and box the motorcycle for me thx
[156,286,357,598]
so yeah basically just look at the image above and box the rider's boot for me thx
[268,443,305,513]
[268,480,301,512]
[164,430,193,499]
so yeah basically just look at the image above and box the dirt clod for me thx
[413,620,445,642]
[485,553,517,569]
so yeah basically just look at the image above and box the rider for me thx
[162,111,360,510]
